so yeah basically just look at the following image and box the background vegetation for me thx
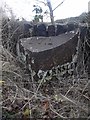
[0,6,90,119]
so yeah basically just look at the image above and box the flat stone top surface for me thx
[20,31,77,52]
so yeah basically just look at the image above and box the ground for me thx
[1,45,90,119]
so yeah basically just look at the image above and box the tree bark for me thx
[46,0,54,25]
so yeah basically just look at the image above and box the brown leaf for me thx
[42,100,49,111]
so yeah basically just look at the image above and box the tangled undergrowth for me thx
[1,45,90,119]
[1,10,90,119]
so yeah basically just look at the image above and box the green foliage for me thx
[33,5,43,14]
[32,5,43,23]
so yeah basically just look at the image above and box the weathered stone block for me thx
[56,25,67,35]
[19,30,79,72]
[37,24,47,36]
[48,25,55,36]
[32,25,38,36]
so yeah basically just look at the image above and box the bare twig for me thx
[50,104,67,118]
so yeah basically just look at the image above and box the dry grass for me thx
[1,11,90,119]
[1,45,89,119]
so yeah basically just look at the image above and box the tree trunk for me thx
[46,0,54,25]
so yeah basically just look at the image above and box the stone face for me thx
[48,25,56,36]
[31,33,78,71]
[67,23,75,32]
[37,24,47,36]
[19,30,79,72]
[56,25,67,35]
[24,24,32,38]
[23,23,78,38]
[32,25,38,36]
